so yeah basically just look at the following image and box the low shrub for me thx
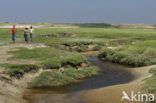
[98,48,115,59]
[98,47,150,67]
[109,52,126,63]
[120,55,150,67]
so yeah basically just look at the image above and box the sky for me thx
[0,0,156,24]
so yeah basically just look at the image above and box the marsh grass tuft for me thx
[0,63,38,71]
[28,66,98,88]
[98,41,156,67]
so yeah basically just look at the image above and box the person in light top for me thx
[29,26,34,41]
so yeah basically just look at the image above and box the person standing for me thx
[10,25,17,43]
[24,27,29,43]
[29,26,34,41]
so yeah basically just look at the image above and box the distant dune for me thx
[0,22,77,28]
[0,22,155,29]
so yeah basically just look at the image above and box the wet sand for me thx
[82,65,156,103]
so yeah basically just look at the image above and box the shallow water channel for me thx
[24,56,134,103]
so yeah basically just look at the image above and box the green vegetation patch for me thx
[145,67,156,94]
[28,66,98,88]
[98,42,155,67]
[0,63,38,71]
[8,47,87,69]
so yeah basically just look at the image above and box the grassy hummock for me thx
[28,66,98,88]
[98,40,156,67]
[1,47,99,82]
[8,47,87,69]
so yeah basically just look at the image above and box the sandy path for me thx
[82,65,156,103]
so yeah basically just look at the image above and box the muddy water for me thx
[23,56,135,103]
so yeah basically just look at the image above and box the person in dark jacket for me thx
[24,27,29,43]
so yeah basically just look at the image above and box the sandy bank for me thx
[82,65,156,103]
[0,81,28,103]
[0,43,48,103]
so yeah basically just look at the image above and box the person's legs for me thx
[12,34,16,43]
[30,33,33,41]
[25,35,28,43]
[24,34,27,43]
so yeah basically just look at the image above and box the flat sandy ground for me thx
[82,65,156,103]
